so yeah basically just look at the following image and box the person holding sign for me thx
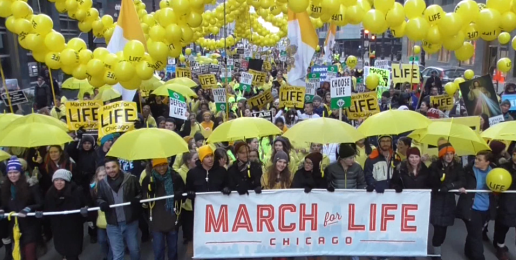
[227,142,263,195]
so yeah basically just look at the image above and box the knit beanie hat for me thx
[7,156,22,173]
[305,152,323,173]
[489,140,506,155]
[377,135,392,143]
[152,158,168,167]
[313,95,322,103]
[274,151,289,164]
[406,147,421,158]
[52,169,72,182]
[438,142,455,158]
[100,134,114,147]
[501,99,511,107]
[198,145,214,162]
[194,132,205,142]
[339,144,356,158]
[82,135,95,145]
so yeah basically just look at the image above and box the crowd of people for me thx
[1,59,516,260]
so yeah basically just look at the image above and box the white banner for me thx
[193,189,431,258]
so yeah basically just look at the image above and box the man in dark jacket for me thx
[96,157,141,260]
[34,76,52,110]
[227,142,263,195]
[364,135,400,193]
[141,158,185,260]
[456,150,496,260]
[424,70,442,95]
[326,144,366,190]
[66,134,97,190]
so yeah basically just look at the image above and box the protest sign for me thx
[168,90,187,120]
[249,69,267,86]
[227,59,234,66]
[459,75,503,126]
[248,89,274,109]
[1,90,28,106]
[374,59,390,69]
[501,94,516,111]
[199,74,218,89]
[241,60,249,70]
[311,65,338,81]
[430,95,454,111]
[326,65,338,80]
[392,64,419,84]
[221,67,232,82]
[98,101,137,138]
[308,72,321,84]
[364,66,390,89]
[209,65,219,74]
[279,86,306,109]
[252,110,272,121]
[263,61,272,71]
[212,88,227,112]
[193,190,430,259]
[240,72,253,92]
[65,100,102,130]
[330,77,352,109]
[305,82,317,103]
[176,67,192,78]
[346,92,380,119]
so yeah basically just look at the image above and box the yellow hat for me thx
[198,145,213,162]
[152,158,168,167]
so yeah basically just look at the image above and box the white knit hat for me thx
[52,169,72,182]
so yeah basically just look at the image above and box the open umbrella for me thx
[283,117,364,144]
[481,121,516,141]
[94,87,121,102]
[408,120,490,156]
[358,110,431,137]
[3,113,68,132]
[107,128,189,160]
[152,83,198,98]
[0,114,22,131]
[61,78,89,90]
[0,150,10,161]
[207,117,282,143]
[165,77,198,88]
[0,122,73,147]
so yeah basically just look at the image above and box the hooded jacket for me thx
[227,161,263,191]
[364,148,400,190]
[96,171,141,225]
[185,160,229,193]
[66,136,97,187]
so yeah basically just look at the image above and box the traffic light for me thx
[364,29,369,39]
[371,34,376,41]
[360,29,364,39]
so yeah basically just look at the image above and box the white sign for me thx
[193,190,430,258]
[240,72,253,87]
[212,88,227,103]
[244,48,252,58]
[489,114,505,126]
[168,91,187,120]
[306,82,317,96]
[364,66,391,88]
[227,59,234,66]
[374,60,390,69]
[330,77,352,109]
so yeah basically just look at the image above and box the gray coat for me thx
[325,162,366,189]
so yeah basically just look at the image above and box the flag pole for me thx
[0,60,13,113]
[48,68,57,107]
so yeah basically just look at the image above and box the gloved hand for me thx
[18,207,31,218]
[131,198,141,208]
[77,127,85,140]
[27,176,39,187]
[327,185,335,192]
[35,211,43,218]
[221,187,231,195]
[174,191,184,203]
[187,191,196,200]
[439,186,449,193]
[304,186,312,193]
[254,186,262,194]
[395,186,403,193]
[80,207,89,217]
[375,185,385,193]
[366,185,375,192]
[99,202,110,212]
[236,185,249,195]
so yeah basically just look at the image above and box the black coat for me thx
[44,183,86,257]
[456,164,497,221]
[429,159,464,226]
[292,169,326,189]
[391,161,431,190]
[185,161,229,193]
[227,161,263,191]
[66,141,97,188]
[495,162,516,227]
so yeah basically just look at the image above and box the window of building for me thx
[438,47,450,63]
[461,41,477,66]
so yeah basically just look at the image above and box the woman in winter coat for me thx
[36,145,77,194]
[227,142,263,195]
[391,147,431,192]
[261,151,292,190]
[263,136,298,174]
[292,153,325,192]
[428,143,464,260]
[42,169,88,260]
[1,156,43,260]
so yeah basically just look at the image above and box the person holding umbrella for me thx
[227,141,263,195]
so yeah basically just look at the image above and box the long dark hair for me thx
[266,162,291,189]
[1,174,30,207]
[480,113,490,131]
[45,145,71,173]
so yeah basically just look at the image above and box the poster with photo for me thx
[459,75,503,125]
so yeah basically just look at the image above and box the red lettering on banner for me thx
[401,205,418,232]
[332,237,339,244]
[205,205,228,232]
[299,203,318,231]
[324,212,342,227]
[381,204,398,231]
[370,204,377,231]
[306,237,312,245]
[257,205,275,232]
[269,238,276,246]
[232,204,253,232]
[279,204,296,232]
[318,237,325,244]
[283,238,290,246]
[348,204,366,231]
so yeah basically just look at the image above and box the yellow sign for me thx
[263,61,272,71]
[248,69,267,86]
[279,86,306,109]
[198,74,217,89]
[248,89,274,109]
[98,101,138,138]
[430,95,454,111]
[176,67,192,78]
[346,92,380,119]
[392,63,420,84]
[65,100,103,130]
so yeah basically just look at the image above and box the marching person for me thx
[325,144,366,191]
[292,152,325,192]
[261,151,292,190]
[364,135,400,193]
[391,147,430,192]
[227,142,263,195]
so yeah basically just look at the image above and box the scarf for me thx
[237,160,250,178]
[10,185,16,200]
[152,169,175,214]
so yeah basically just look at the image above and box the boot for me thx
[495,245,509,260]
[3,243,12,260]
[432,246,442,260]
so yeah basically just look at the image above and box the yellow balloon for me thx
[362,9,386,34]
[55,1,67,13]
[179,55,185,62]
[88,76,105,88]
[171,0,190,15]
[373,0,394,14]
[331,5,347,26]
[18,35,30,50]
[148,41,168,61]
[413,45,421,54]
[476,8,501,33]
[438,12,463,37]
[72,64,88,79]
[93,47,109,60]
[25,33,45,51]
[187,12,203,28]
[497,57,512,73]
[426,25,442,44]
[60,48,80,67]
[501,11,516,32]
[181,24,193,43]
[165,24,182,43]
[11,1,33,19]
[464,69,474,80]
[135,61,154,80]
[102,53,119,70]
[168,42,182,57]
[101,15,114,27]
[405,17,429,41]
[149,25,166,42]
[75,9,87,21]
[463,23,479,40]
[78,21,93,32]
[123,40,145,63]
[499,32,511,45]
[454,42,474,61]
[365,74,379,90]
[322,0,339,12]
[486,168,513,192]
[404,0,426,19]
[289,0,309,12]
[103,70,118,85]
[31,14,53,35]
[385,2,404,27]
[486,0,511,14]
[45,52,62,69]
[512,36,516,51]
[424,5,444,25]
[444,82,457,96]
[79,49,93,64]
[86,58,105,76]
[32,50,47,62]
[346,55,358,69]
[0,0,13,18]
[454,77,465,85]
[185,48,192,55]
[158,8,177,27]
[14,18,32,35]
[67,37,87,52]
[454,0,479,24]
[44,31,66,51]
[390,21,406,38]
[119,76,142,90]
[442,31,464,51]
[357,0,371,12]
[346,5,365,25]
[114,60,136,81]
[5,16,17,33]
[480,28,500,41]
[65,0,78,11]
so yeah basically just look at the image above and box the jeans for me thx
[152,230,178,260]
[463,210,489,260]
[106,221,140,260]
[98,228,113,260]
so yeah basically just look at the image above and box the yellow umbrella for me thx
[94,87,122,102]
[0,122,73,147]
[0,150,10,161]
[165,77,198,88]
[481,121,516,141]
[61,78,89,90]
[283,117,364,144]
[358,110,431,137]
[152,83,198,98]
[3,113,68,132]
[107,128,189,160]
[0,114,22,131]
[207,117,282,143]
[8,213,21,260]
[140,75,162,91]
[408,120,490,156]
